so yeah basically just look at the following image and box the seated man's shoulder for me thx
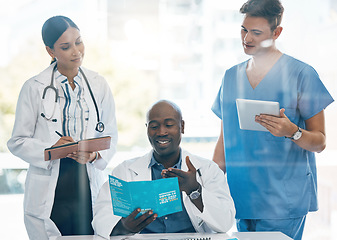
[113,152,151,171]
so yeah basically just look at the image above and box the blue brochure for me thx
[109,175,183,218]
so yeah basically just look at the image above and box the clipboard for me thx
[236,99,280,132]
[44,136,111,161]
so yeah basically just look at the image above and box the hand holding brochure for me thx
[44,136,111,161]
[109,175,182,218]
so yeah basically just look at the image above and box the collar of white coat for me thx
[37,63,100,130]
[128,149,203,178]
[35,62,99,86]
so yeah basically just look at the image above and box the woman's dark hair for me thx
[42,16,79,49]
[240,0,284,31]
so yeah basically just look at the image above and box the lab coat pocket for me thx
[24,174,50,217]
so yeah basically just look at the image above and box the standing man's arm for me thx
[256,109,327,152]
[212,121,226,173]
[292,110,326,152]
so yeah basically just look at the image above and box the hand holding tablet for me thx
[236,99,280,132]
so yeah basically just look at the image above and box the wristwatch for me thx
[287,127,302,140]
[188,185,201,200]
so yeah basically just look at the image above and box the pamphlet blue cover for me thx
[109,175,183,218]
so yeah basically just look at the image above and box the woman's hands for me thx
[52,136,75,147]
[67,151,97,164]
[52,136,98,164]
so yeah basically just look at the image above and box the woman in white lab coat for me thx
[7,16,118,239]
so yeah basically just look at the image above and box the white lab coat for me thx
[7,62,118,240]
[92,149,235,239]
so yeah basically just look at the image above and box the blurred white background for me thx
[0,0,336,239]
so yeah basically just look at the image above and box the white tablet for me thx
[236,99,280,132]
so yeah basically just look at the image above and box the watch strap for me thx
[285,127,302,140]
[188,184,201,200]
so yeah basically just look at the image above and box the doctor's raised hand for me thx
[7,15,118,239]
[161,156,203,212]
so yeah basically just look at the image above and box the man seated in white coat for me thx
[92,100,235,238]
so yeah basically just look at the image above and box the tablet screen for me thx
[236,99,280,132]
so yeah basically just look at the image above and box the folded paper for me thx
[109,175,182,218]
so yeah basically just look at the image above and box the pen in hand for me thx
[55,131,63,137]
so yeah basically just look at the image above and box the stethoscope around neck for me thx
[41,64,105,133]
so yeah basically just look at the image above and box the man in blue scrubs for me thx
[211,0,334,240]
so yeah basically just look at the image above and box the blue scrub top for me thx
[212,54,334,219]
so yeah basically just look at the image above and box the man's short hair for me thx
[146,100,183,122]
[240,0,284,31]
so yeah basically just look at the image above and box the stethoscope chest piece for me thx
[95,122,105,133]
